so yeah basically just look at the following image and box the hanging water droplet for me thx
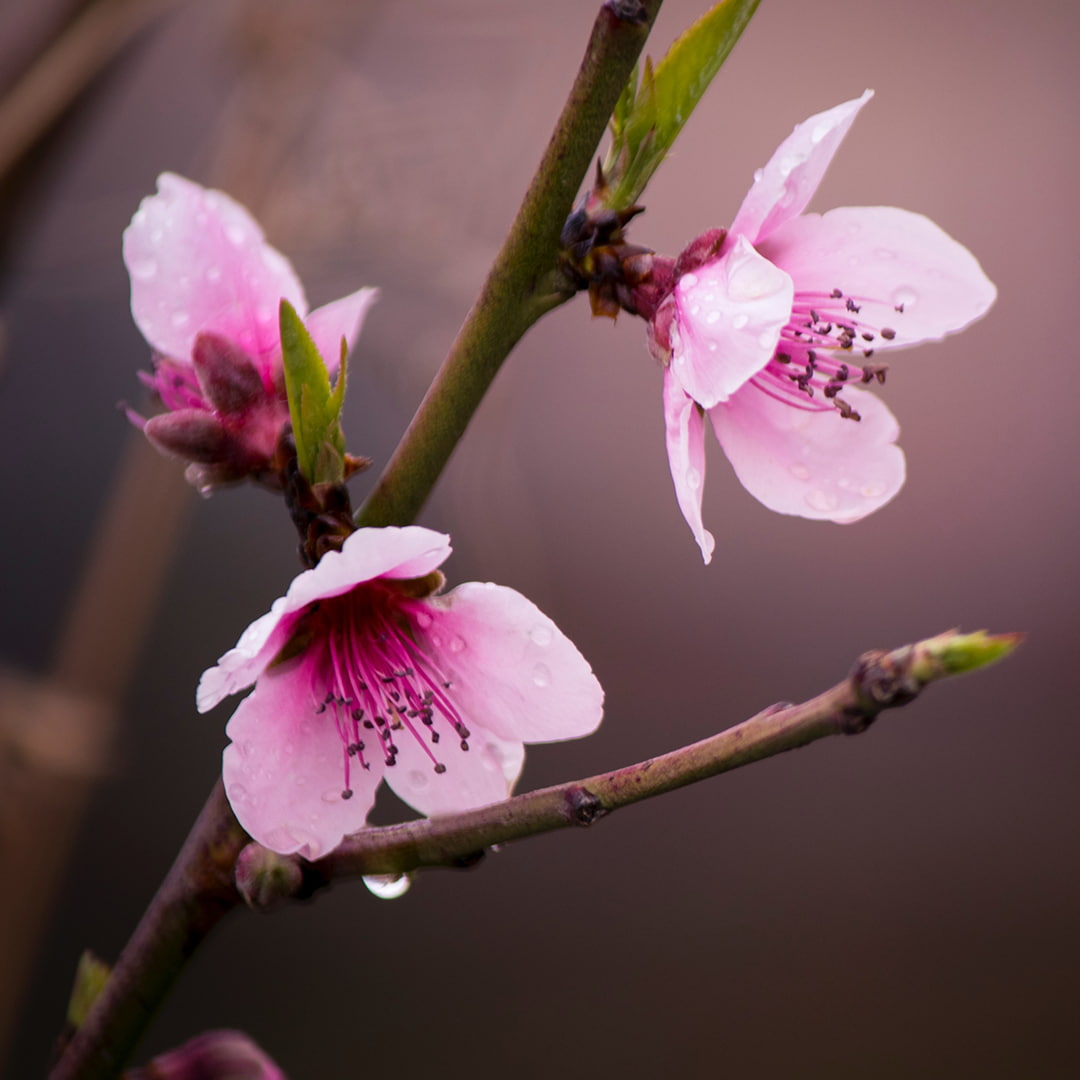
[686,466,702,490]
[732,314,749,330]
[363,873,411,900]
[788,463,811,482]
[529,624,553,647]
[532,662,552,688]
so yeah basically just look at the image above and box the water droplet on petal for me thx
[170,311,190,329]
[788,463,811,482]
[532,662,552,688]
[529,625,553,647]
[227,783,249,804]
[707,342,718,352]
[681,272,699,289]
[225,223,246,246]
[406,769,428,789]
[861,483,885,498]
[758,330,776,349]
[892,287,918,309]
[449,635,466,654]
[129,258,157,281]
[415,610,433,629]
[805,489,839,513]
[753,168,764,183]
[686,466,702,490]
[810,123,830,144]
[364,873,411,900]
[321,789,342,804]
[205,265,222,283]
[705,310,720,325]
[690,304,701,317]
[150,228,164,244]
[732,314,749,330]
[874,247,896,260]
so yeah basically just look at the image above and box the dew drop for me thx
[532,662,552,688]
[320,789,341,804]
[758,330,775,349]
[529,625,553,647]
[861,483,885,498]
[415,610,433,629]
[240,739,254,757]
[150,228,164,244]
[707,342,718,352]
[227,783,249,804]
[681,272,699,288]
[294,775,306,787]
[690,304,701,317]
[778,155,796,177]
[205,265,223,283]
[407,769,428,789]
[129,257,157,281]
[788,463,811,482]
[256,305,275,325]
[449,635,466,654]
[225,223,246,246]
[874,247,896,260]
[805,489,839,513]
[170,311,190,329]
[364,873,411,900]
[753,168,764,183]
[705,310,720,325]
[686,466,702,490]
[892,287,918,309]
[732,314,749,330]
[810,123,830,144]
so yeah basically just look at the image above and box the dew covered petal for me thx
[671,236,793,408]
[222,657,381,859]
[758,205,997,347]
[418,582,603,745]
[711,383,904,522]
[663,367,714,564]
[124,173,306,368]
[305,287,379,376]
[383,724,525,817]
[730,91,873,245]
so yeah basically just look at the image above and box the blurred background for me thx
[2,0,1078,1076]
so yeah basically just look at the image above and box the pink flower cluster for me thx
[649,92,996,562]
[124,173,376,491]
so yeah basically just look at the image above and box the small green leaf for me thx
[604,0,760,208]
[67,951,110,1030]
[919,629,1024,678]
[279,300,347,486]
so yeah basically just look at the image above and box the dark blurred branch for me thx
[355,0,664,529]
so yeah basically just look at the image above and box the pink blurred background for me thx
[3,1,1079,1075]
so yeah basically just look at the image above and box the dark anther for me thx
[880,327,897,340]
[567,786,609,827]
[894,302,905,313]
[862,348,875,359]
[342,788,354,800]
[375,716,386,727]
[834,398,861,422]
[460,739,469,751]
[431,731,440,743]
[836,364,849,382]
[352,709,364,722]
[776,352,792,364]
[807,349,817,363]
[810,309,820,323]
[830,288,843,299]
[862,332,874,342]
[845,298,861,313]
[861,363,888,384]
[824,383,840,399]
[347,743,359,756]
[434,763,447,775]
[362,720,374,729]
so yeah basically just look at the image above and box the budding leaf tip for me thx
[926,629,1024,676]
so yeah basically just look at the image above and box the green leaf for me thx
[920,630,1024,677]
[67,951,110,1030]
[604,0,760,208]
[279,299,347,486]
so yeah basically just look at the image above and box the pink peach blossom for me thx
[198,527,604,859]
[123,173,377,491]
[650,92,997,562]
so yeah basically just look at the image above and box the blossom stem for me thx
[49,782,247,1080]
[306,630,1020,883]
[355,0,663,530]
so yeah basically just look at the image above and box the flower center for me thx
[303,586,469,799]
[753,286,906,420]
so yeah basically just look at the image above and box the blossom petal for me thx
[222,658,380,859]
[383,725,525,817]
[729,90,873,245]
[419,582,603,745]
[711,383,904,522]
[124,173,306,368]
[758,205,997,346]
[197,600,293,711]
[663,367,714,563]
[286,527,452,611]
[671,236,794,408]
[305,287,379,376]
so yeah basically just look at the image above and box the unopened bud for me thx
[144,410,231,464]
[127,1029,286,1080]
[192,332,266,418]
[235,842,303,910]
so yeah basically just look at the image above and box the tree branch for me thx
[354,0,663,529]
[280,629,1018,890]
